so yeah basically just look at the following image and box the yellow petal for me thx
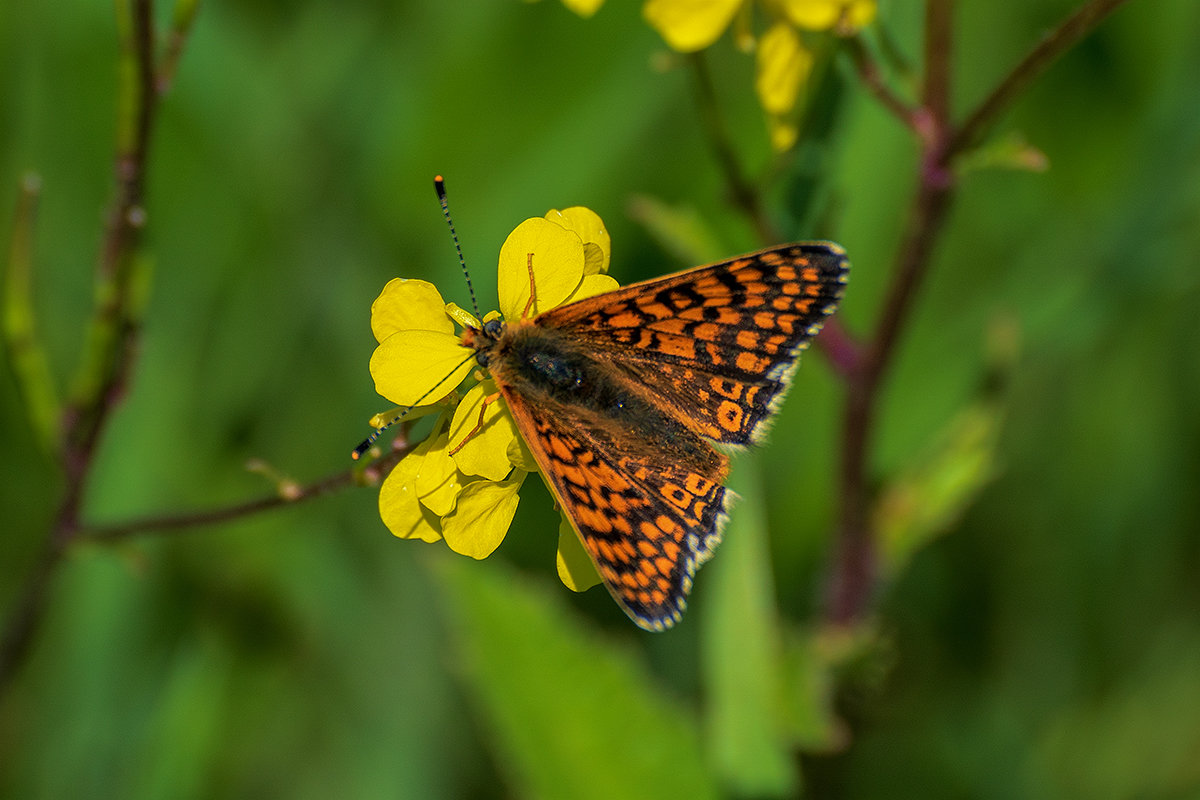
[507,432,539,473]
[498,218,586,320]
[449,381,519,482]
[784,0,875,31]
[444,302,480,330]
[414,423,467,517]
[370,279,453,343]
[556,515,603,591]
[561,0,604,18]
[441,472,527,560]
[782,0,838,29]
[378,430,444,543]
[546,207,611,275]
[564,273,619,305]
[370,330,474,407]
[643,0,743,52]
[755,22,813,115]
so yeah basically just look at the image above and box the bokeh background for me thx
[2,1,1199,797]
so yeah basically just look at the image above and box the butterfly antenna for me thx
[434,175,480,319]
[351,348,480,460]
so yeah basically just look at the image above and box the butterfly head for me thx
[462,317,507,368]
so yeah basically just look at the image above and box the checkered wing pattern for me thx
[498,386,730,631]
[537,243,849,446]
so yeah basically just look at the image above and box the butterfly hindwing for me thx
[493,380,729,630]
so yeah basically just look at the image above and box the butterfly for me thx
[461,243,849,631]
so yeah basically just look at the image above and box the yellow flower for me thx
[368,207,615,590]
[642,0,877,150]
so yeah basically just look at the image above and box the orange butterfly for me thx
[460,243,848,630]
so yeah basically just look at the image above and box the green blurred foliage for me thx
[2,0,1199,798]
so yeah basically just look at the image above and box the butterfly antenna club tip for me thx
[434,175,480,318]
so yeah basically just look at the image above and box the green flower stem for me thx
[3,174,61,455]
[826,0,1135,625]
[0,0,194,701]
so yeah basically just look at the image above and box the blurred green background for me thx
[3,1,1199,797]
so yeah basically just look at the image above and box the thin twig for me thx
[843,36,920,132]
[949,0,1134,158]
[82,448,408,542]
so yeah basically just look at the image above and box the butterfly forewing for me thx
[537,243,849,446]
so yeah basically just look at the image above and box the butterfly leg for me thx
[521,253,537,319]
[448,391,502,455]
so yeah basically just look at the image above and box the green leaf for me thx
[626,195,725,267]
[701,457,799,797]
[434,555,719,800]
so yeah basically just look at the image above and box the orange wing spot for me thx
[772,296,793,310]
[776,314,798,334]
[611,514,633,535]
[805,282,822,297]
[639,520,664,540]
[742,294,767,308]
[692,322,720,341]
[600,565,620,583]
[717,400,744,432]
[640,558,661,577]
[609,492,630,514]
[635,571,651,588]
[597,539,616,563]
[655,515,679,535]
[621,572,640,589]
[766,333,789,350]
[736,351,770,373]
[652,581,670,598]
[709,376,743,400]
[801,266,819,282]
[777,265,797,281]
[578,506,613,533]
[781,282,802,296]
[662,540,681,561]
[795,298,813,315]
[742,281,769,295]
[650,317,688,335]
[700,422,723,439]
[754,311,776,330]
[588,489,611,510]
[745,385,761,406]
[548,436,573,461]
[691,500,707,522]
[636,590,653,606]
[705,342,725,366]
[637,540,658,557]
[639,301,674,319]
[656,334,696,360]
[684,474,715,495]
[655,557,674,577]
[607,311,642,328]
[660,482,692,509]
[736,329,761,349]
